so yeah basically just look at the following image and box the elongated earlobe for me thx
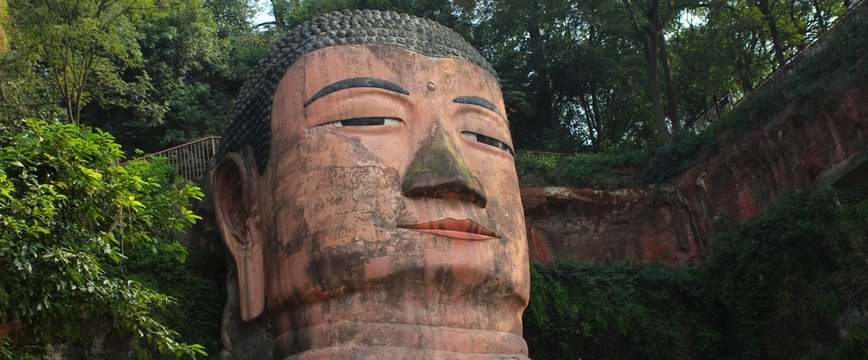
[213,153,265,321]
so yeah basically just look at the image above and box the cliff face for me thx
[524,70,867,265]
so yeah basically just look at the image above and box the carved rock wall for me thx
[524,71,867,265]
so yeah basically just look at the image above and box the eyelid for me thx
[306,91,413,129]
[452,106,509,132]
[318,117,403,128]
[462,131,515,156]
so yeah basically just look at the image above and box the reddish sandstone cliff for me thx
[523,70,867,265]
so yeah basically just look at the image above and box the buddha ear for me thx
[213,153,265,321]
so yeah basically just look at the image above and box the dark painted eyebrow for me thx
[303,77,409,108]
[453,96,506,120]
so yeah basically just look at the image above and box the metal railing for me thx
[752,0,865,92]
[685,90,735,130]
[138,136,221,182]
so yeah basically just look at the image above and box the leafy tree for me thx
[0,56,65,130]
[2,0,853,154]
[6,0,146,125]
[546,0,651,151]
[671,6,759,118]
[205,0,257,35]
[80,0,266,153]
[620,0,701,143]
[0,0,65,128]
[0,119,205,358]
[473,0,560,146]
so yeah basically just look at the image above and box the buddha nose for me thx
[401,126,487,208]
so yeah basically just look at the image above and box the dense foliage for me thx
[516,10,867,187]
[0,0,857,152]
[120,158,226,358]
[1,0,266,152]
[0,119,204,358]
[525,261,704,359]
[524,188,868,359]
[124,246,225,358]
[515,131,705,188]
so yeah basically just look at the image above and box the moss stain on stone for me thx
[402,126,484,199]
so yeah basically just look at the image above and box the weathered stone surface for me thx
[213,11,530,359]
[523,187,702,264]
[525,71,867,265]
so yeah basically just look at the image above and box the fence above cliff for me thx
[137,136,220,182]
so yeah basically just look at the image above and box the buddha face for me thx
[216,44,529,357]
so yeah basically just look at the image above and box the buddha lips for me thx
[397,218,499,240]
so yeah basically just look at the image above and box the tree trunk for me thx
[578,93,597,150]
[758,0,787,68]
[642,28,669,144]
[658,32,679,133]
[623,0,669,144]
[527,0,556,129]
[590,84,604,150]
[735,32,760,92]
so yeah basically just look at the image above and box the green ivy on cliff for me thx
[524,187,868,359]
[122,246,225,358]
[524,261,707,359]
[515,132,706,188]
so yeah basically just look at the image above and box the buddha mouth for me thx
[397,218,498,240]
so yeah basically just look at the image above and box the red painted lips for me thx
[398,218,499,240]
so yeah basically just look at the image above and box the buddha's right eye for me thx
[320,117,402,127]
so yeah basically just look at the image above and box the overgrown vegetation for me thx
[119,158,226,358]
[1,0,856,152]
[516,9,867,188]
[123,246,225,358]
[525,261,705,359]
[515,132,706,188]
[0,119,205,358]
[524,185,868,359]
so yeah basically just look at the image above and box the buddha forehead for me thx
[218,9,498,173]
[277,45,507,125]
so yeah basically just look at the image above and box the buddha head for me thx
[212,10,529,359]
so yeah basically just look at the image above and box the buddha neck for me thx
[273,321,529,360]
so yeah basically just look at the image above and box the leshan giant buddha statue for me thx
[212,9,530,359]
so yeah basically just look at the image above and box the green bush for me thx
[115,157,225,358]
[0,119,205,358]
[524,261,707,360]
[123,246,225,358]
[516,151,641,188]
[698,193,841,359]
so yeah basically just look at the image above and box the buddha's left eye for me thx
[320,117,402,127]
[462,131,514,156]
